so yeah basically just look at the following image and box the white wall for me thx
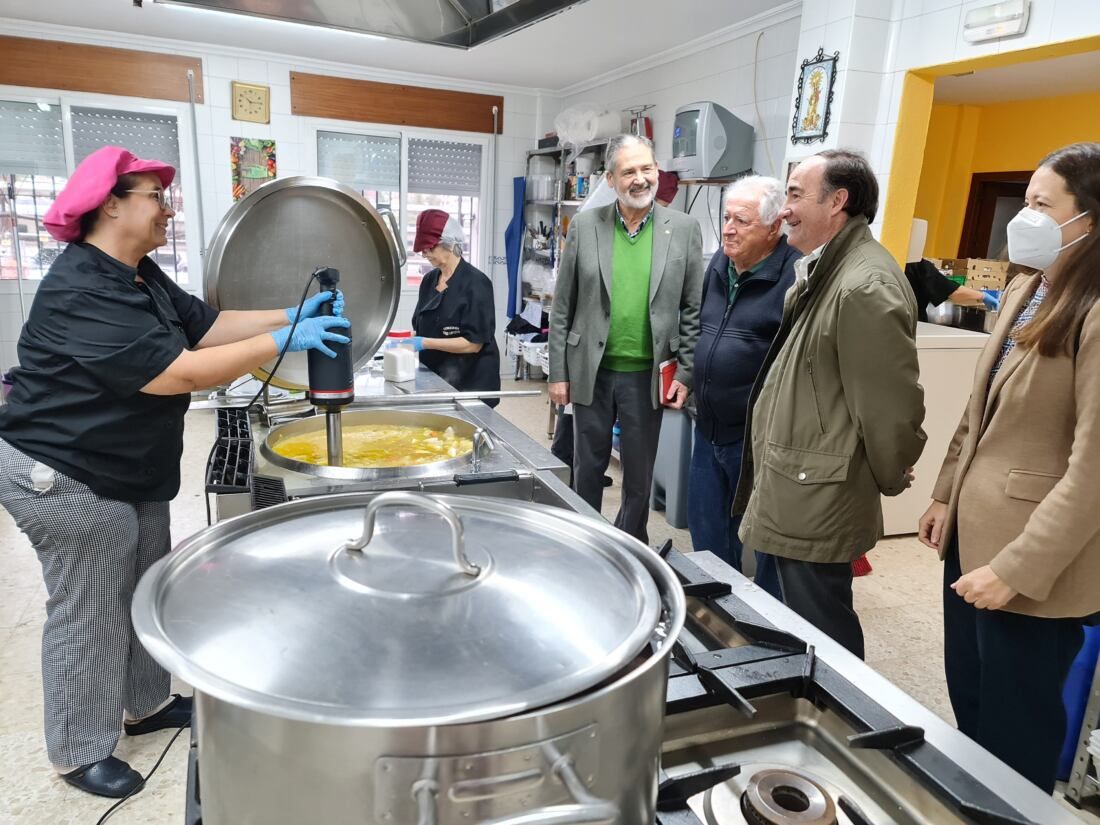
[551,5,803,256]
[0,20,544,373]
[790,0,1100,239]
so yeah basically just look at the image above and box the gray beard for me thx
[620,188,655,210]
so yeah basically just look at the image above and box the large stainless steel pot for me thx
[925,301,988,332]
[205,176,405,390]
[133,492,686,825]
[260,408,486,481]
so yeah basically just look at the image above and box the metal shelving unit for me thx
[1066,655,1100,809]
[516,139,609,314]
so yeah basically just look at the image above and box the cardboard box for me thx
[967,258,1010,277]
[967,274,1009,290]
[936,257,969,275]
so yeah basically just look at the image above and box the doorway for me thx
[958,171,1030,259]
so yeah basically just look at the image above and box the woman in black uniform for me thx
[409,209,501,407]
[0,146,349,798]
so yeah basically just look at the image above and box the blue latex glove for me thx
[981,290,1001,312]
[271,315,351,358]
[385,336,425,352]
[286,290,344,323]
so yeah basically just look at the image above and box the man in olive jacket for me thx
[733,150,926,658]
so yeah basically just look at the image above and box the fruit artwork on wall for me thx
[230,138,276,201]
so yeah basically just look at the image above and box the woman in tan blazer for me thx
[918,142,1100,793]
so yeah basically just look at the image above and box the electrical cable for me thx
[753,30,777,177]
[686,185,704,217]
[239,269,323,412]
[93,721,190,825]
[707,186,721,245]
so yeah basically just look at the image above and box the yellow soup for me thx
[273,424,473,468]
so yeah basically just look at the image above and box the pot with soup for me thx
[260,410,482,481]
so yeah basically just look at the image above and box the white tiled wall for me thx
[792,0,1100,239]
[0,22,544,373]
[547,6,804,257]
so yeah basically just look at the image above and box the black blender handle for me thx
[313,267,341,316]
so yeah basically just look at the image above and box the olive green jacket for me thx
[733,217,927,563]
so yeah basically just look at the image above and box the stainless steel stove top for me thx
[652,550,1082,825]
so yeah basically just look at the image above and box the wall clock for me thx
[231,81,270,124]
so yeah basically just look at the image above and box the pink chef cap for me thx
[44,146,176,242]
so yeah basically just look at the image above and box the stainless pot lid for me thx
[204,176,404,390]
[133,492,665,726]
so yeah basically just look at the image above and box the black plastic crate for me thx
[205,438,253,494]
[215,407,252,441]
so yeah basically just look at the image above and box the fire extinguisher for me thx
[626,104,655,140]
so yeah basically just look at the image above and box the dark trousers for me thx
[755,552,865,659]
[573,369,662,543]
[943,539,1083,793]
[687,427,745,571]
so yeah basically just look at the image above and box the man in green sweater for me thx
[549,135,703,541]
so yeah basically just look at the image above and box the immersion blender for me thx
[306,267,354,465]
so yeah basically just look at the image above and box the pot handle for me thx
[342,492,481,577]
[477,754,618,825]
[472,427,495,473]
[377,205,408,268]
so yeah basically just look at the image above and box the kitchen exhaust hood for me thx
[153,0,588,49]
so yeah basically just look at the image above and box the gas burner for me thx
[740,769,837,825]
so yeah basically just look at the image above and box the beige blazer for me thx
[932,273,1100,618]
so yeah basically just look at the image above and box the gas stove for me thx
[653,548,1049,825]
[183,547,1078,825]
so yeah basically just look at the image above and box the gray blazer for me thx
[549,202,703,408]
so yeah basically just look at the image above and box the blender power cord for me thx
[240,268,326,412]
[93,721,190,825]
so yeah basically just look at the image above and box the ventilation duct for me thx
[154,0,587,49]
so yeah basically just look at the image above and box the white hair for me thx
[438,215,466,258]
[724,175,784,225]
[605,133,656,175]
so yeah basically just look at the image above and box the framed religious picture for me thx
[791,48,839,144]
[230,138,276,201]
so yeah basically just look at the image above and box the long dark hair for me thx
[1015,142,1100,357]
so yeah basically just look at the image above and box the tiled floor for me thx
[0,377,1096,823]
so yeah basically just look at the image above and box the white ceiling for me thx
[935,50,1100,104]
[0,0,788,93]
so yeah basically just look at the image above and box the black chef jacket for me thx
[904,259,960,323]
[412,258,501,407]
[0,243,219,502]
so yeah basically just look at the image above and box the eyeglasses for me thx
[124,189,173,209]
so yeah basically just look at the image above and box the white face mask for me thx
[1006,207,1089,270]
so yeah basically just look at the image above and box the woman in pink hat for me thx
[0,146,349,799]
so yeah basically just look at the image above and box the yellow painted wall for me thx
[914,90,1100,258]
[881,35,1100,264]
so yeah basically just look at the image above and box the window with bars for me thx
[317,130,402,251]
[316,131,483,289]
[406,138,482,288]
[0,100,189,283]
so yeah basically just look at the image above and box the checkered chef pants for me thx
[0,438,172,767]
